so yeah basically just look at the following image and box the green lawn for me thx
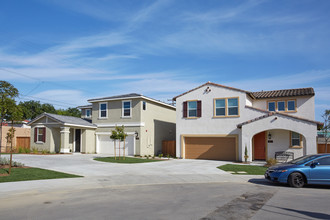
[218,164,267,175]
[0,167,82,183]
[94,157,162,164]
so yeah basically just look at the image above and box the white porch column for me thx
[60,127,70,153]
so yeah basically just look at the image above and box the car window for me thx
[290,155,319,165]
[315,157,330,165]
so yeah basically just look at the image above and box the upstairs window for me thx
[215,99,225,116]
[183,100,201,118]
[268,102,276,112]
[287,100,296,111]
[188,101,197,117]
[99,103,107,118]
[214,97,239,117]
[277,101,285,111]
[228,98,238,116]
[122,101,131,117]
[86,109,91,118]
[143,101,146,110]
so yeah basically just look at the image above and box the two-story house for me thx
[173,82,322,162]
[86,93,176,156]
[28,93,176,156]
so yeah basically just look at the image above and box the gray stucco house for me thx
[29,93,176,155]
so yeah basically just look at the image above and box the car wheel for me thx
[288,172,305,188]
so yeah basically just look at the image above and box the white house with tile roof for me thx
[173,82,322,162]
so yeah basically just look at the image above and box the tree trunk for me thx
[114,140,116,160]
[9,120,13,175]
[123,137,126,160]
[0,123,3,157]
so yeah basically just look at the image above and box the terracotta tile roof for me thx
[251,87,314,99]
[173,82,254,101]
[237,106,323,128]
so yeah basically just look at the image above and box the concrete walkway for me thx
[0,154,266,197]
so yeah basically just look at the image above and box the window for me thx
[228,98,238,116]
[215,99,225,116]
[183,100,201,118]
[277,101,285,111]
[291,132,301,147]
[34,127,46,143]
[315,157,330,165]
[268,102,276,112]
[214,97,239,117]
[188,101,197,117]
[287,100,295,111]
[86,109,91,117]
[143,101,146,110]
[99,103,107,118]
[122,101,131,117]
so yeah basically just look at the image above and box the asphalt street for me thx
[1,154,330,220]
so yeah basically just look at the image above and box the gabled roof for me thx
[173,82,254,101]
[28,113,97,128]
[251,87,314,99]
[237,106,323,128]
[88,93,175,109]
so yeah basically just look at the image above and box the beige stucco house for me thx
[174,82,322,162]
[28,93,176,155]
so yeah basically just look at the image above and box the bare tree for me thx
[321,110,330,153]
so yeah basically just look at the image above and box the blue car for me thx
[265,154,330,188]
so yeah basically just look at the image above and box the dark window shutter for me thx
[34,127,38,142]
[42,127,46,142]
[183,101,187,118]
[197,101,202,117]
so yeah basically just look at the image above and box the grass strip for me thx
[218,164,267,175]
[94,157,161,164]
[0,167,82,183]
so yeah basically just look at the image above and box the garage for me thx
[184,136,237,161]
[97,135,135,155]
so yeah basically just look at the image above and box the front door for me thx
[75,129,81,152]
[254,131,266,160]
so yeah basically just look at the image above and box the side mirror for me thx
[311,162,320,167]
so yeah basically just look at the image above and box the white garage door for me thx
[97,135,135,156]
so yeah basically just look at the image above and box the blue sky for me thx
[0,0,329,121]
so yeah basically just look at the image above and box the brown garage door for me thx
[185,136,236,161]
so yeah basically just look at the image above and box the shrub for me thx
[24,148,31,153]
[32,147,38,154]
[265,158,278,167]
[41,149,48,154]
[0,157,24,167]
[158,154,163,158]
[167,154,170,159]
[18,147,24,153]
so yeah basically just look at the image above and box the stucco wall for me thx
[141,100,176,156]
[266,129,304,160]
[175,84,264,158]
[30,125,55,152]
[92,99,142,124]
[252,96,315,120]
[82,129,96,153]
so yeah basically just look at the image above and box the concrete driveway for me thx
[0,154,261,195]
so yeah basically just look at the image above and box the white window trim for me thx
[99,102,108,119]
[188,101,197,118]
[122,100,132,118]
[85,109,91,118]
[36,127,45,143]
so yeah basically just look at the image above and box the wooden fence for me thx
[162,140,176,157]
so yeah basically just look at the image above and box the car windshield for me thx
[289,155,320,165]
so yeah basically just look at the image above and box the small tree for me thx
[0,81,19,156]
[110,128,119,160]
[321,110,330,153]
[5,104,23,174]
[117,126,127,160]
